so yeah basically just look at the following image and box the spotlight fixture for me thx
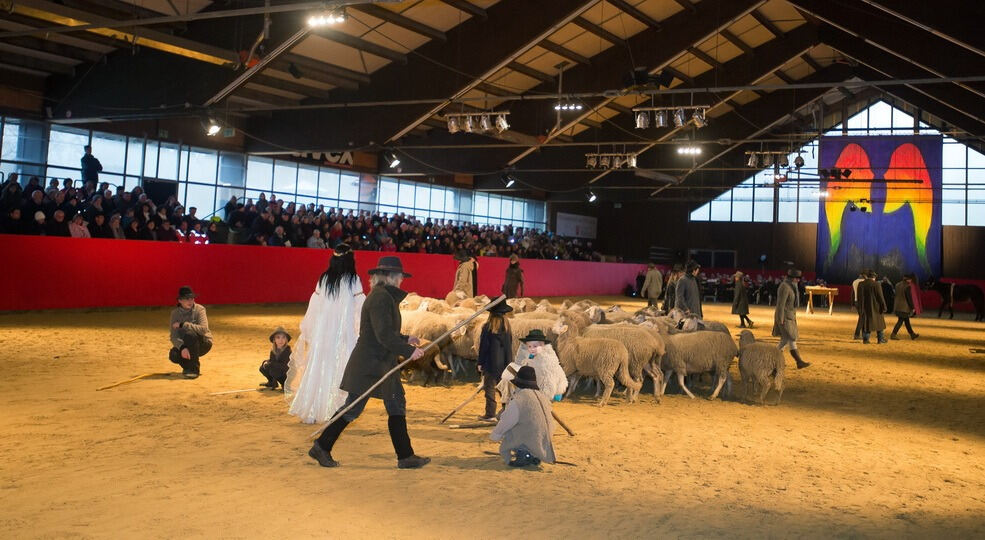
[287,62,303,79]
[635,111,650,129]
[747,154,758,168]
[479,115,493,132]
[599,155,611,168]
[463,115,474,133]
[626,154,637,168]
[502,173,516,188]
[818,168,829,179]
[554,102,584,111]
[494,114,509,133]
[654,110,667,128]
[587,191,597,203]
[673,108,686,128]
[586,155,598,168]
[205,119,221,136]
[584,152,639,169]
[447,116,460,134]
[841,168,852,178]
[691,108,707,128]
[383,151,400,169]
[676,146,702,155]
[778,154,789,168]
[793,154,805,169]
[307,8,346,27]
[444,111,510,134]
[762,154,773,167]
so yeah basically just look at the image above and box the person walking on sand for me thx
[169,286,213,379]
[773,269,810,369]
[858,270,888,344]
[502,254,524,298]
[453,250,477,298]
[641,263,663,308]
[732,271,753,328]
[308,255,430,470]
[890,273,920,341]
[286,243,364,423]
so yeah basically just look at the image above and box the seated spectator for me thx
[306,228,326,249]
[189,222,209,245]
[88,214,112,238]
[68,214,91,238]
[47,210,71,237]
[268,225,288,247]
[27,211,46,236]
[157,219,179,242]
[1,208,24,235]
[175,220,190,242]
[109,214,125,239]
[140,220,158,241]
[124,219,142,240]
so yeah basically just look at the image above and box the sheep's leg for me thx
[593,379,602,398]
[773,386,784,406]
[565,375,580,397]
[758,379,770,405]
[661,369,672,396]
[677,372,696,399]
[708,374,728,400]
[597,374,615,407]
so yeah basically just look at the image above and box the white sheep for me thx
[506,297,537,313]
[737,329,785,405]
[600,305,634,324]
[660,330,738,401]
[444,289,467,306]
[551,318,641,407]
[582,323,665,402]
[534,299,557,313]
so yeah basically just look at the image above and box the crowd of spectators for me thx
[0,174,604,261]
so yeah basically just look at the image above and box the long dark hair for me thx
[319,243,358,296]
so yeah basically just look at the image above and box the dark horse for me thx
[922,278,985,321]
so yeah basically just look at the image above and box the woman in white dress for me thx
[285,243,364,423]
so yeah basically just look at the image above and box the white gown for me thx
[497,343,568,404]
[285,277,364,423]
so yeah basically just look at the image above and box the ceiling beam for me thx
[251,73,333,100]
[671,0,698,14]
[663,66,693,85]
[859,0,985,60]
[232,86,301,107]
[572,17,628,48]
[800,52,823,73]
[311,28,407,64]
[686,46,724,70]
[351,4,446,42]
[719,28,753,55]
[604,101,633,115]
[749,9,784,38]
[280,53,371,85]
[870,83,985,151]
[439,0,487,20]
[607,0,662,30]
[0,46,75,75]
[773,69,796,85]
[268,59,360,90]
[475,81,512,97]
[538,39,593,66]
[507,62,555,85]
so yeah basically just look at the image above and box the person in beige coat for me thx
[490,365,556,467]
[452,250,477,297]
[640,263,664,307]
[773,269,810,369]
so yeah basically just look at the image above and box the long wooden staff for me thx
[439,383,485,424]
[96,372,167,391]
[309,294,505,440]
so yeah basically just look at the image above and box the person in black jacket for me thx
[87,213,112,238]
[260,327,292,389]
[46,209,71,237]
[675,260,703,318]
[81,145,102,184]
[476,301,513,421]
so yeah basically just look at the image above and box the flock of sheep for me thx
[399,292,785,407]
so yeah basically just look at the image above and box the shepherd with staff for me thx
[308,255,431,470]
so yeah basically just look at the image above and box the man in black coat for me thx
[81,145,102,184]
[675,260,703,318]
[309,256,431,470]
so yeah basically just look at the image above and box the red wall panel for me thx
[0,236,647,310]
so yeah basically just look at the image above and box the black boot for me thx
[309,418,349,468]
[790,349,811,370]
[388,415,430,469]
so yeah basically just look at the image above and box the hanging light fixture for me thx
[635,111,650,129]
[673,108,686,128]
[205,119,221,136]
[463,116,474,133]
[691,108,707,128]
[793,154,805,169]
[502,173,516,188]
[447,116,460,134]
[779,154,789,168]
[307,8,346,27]
[587,191,597,203]
[495,114,509,133]
[654,110,668,128]
[479,115,493,132]
[599,155,611,168]
[626,154,637,168]
[586,155,598,168]
[747,153,758,168]
[383,151,400,169]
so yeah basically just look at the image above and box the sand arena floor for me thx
[1,298,984,539]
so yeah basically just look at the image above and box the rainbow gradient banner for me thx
[817,135,942,284]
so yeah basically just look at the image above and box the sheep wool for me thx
[497,343,568,404]
[553,319,641,407]
[660,330,737,401]
[737,329,785,405]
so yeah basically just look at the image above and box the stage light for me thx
[495,114,509,133]
[479,114,493,132]
[691,108,707,128]
[384,151,400,169]
[626,154,637,168]
[447,116,460,134]
[635,111,650,129]
[586,155,598,168]
[747,154,758,168]
[654,110,667,128]
[677,146,701,155]
[794,155,805,169]
[287,62,303,79]
[612,156,624,168]
[503,174,516,188]
[779,154,789,168]
[463,116,474,133]
[599,155,611,168]
[205,119,220,136]
[308,8,346,27]
[841,168,852,178]
[673,108,686,128]
[588,191,597,203]
[762,154,773,167]
[848,200,858,212]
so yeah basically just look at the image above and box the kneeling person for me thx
[260,327,292,389]
[490,366,556,467]
[169,286,213,379]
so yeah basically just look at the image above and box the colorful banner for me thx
[817,135,942,284]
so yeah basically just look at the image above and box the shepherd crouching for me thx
[490,366,556,467]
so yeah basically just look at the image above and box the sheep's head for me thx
[606,305,624,313]
[585,306,603,323]
[737,329,756,348]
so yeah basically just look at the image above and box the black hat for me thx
[333,243,352,256]
[787,269,803,278]
[453,250,470,262]
[487,300,513,315]
[368,255,412,277]
[519,329,549,343]
[512,365,539,390]
[177,286,197,300]
[269,326,292,343]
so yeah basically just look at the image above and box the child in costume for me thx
[476,301,513,421]
[490,365,556,467]
[497,329,568,405]
[260,327,292,389]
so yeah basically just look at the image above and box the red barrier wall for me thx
[0,236,647,310]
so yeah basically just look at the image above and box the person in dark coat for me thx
[674,260,703,318]
[881,277,895,314]
[731,271,753,328]
[890,274,920,340]
[773,269,810,369]
[46,209,71,237]
[309,255,430,470]
[502,254,524,298]
[169,286,213,378]
[87,213,112,238]
[857,270,888,344]
[259,327,292,389]
[663,264,682,313]
[81,145,102,184]
[476,301,513,421]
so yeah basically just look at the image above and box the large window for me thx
[690,100,985,225]
[0,116,548,230]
